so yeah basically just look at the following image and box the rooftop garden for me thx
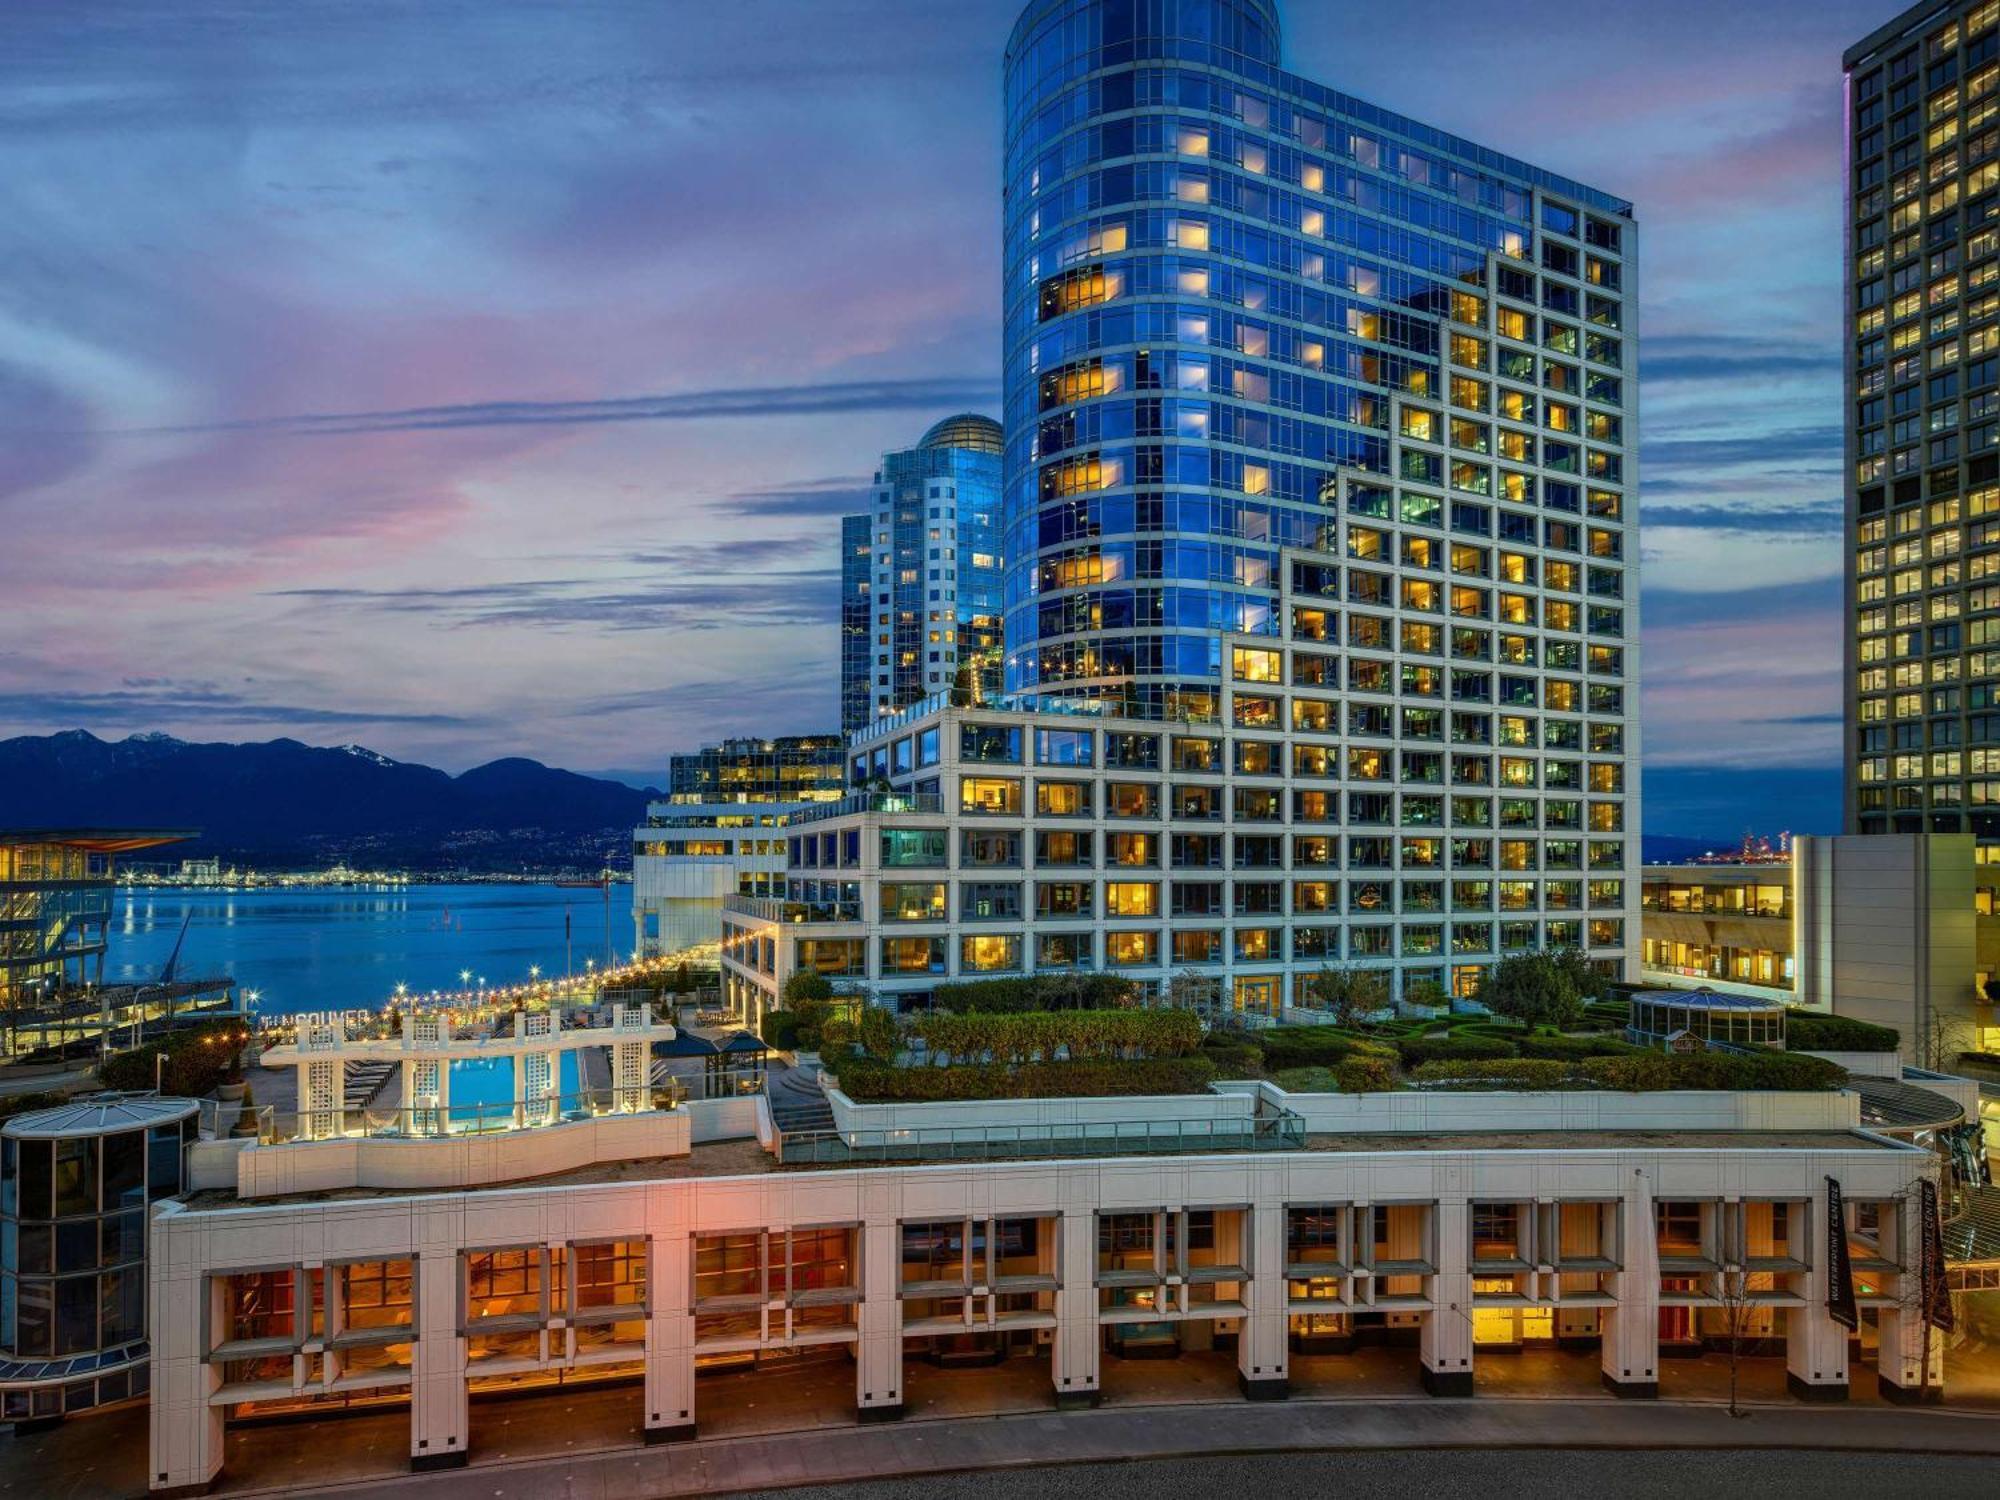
[782,954,1854,1104]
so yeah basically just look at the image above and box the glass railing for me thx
[777,1107,1306,1165]
[253,1082,685,1145]
[788,792,944,824]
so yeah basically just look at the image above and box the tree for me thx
[1549,947,1606,1006]
[855,1004,901,1061]
[1308,965,1388,1029]
[1715,1268,1758,1419]
[1403,977,1449,1011]
[1483,953,1582,1031]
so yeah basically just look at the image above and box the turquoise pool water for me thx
[447,1052,583,1126]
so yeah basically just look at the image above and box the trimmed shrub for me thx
[1580,1051,1848,1092]
[905,1008,1200,1065]
[930,974,1137,1013]
[1783,1012,1900,1053]
[97,1020,244,1098]
[1257,1025,1363,1071]
[1396,1034,1518,1066]
[760,1010,801,1052]
[1201,1035,1266,1079]
[835,1055,1216,1102]
[1411,1058,1575,1088]
[1333,1056,1397,1093]
[1517,1033,1641,1061]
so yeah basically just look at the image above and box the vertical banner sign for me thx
[1920,1177,1955,1334]
[1826,1176,1858,1331]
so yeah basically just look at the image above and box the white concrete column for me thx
[1051,1207,1101,1407]
[644,1230,695,1441]
[147,1209,225,1494]
[1785,1186,1849,1400]
[1420,1201,1473,1396]
[409,1250,469,1470]
[1600,1171,1659,1397]
[855,1220,903,1420]
[1237,1199,1288,1398]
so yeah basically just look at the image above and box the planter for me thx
[216,1082,247,1103]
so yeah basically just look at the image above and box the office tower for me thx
[845,415,1006,730]
[840,514,873,734]
[724,0,1640,1017]
[1846,1,2000,840]
[631,735,846,957]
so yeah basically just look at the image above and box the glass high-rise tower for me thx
[992,0,1640,990]
[843,416,1006,730]
[1845,1,2000,842]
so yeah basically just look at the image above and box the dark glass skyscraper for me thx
[1845,0,2000,841]
[840,513,873,734]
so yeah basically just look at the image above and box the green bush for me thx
[906,1008,1200,1065]
[1518,1033,1641,1061]
[1257,1025,1362,1070]
[1483,952,1583,1029]
[1783,1012,1900,1053]
[1412,1058,1575,1088]
[97,1020,244,1097]
[1396,1034,1519,1066]
[1333,1056,1397,1093]
[0,1091,71,1123]
[1410,1051,1849,1093]
[759,1010,801,1052]
[836,1055,1216,1102]
[930,974,1137,1013]
[1201,1035,1266,1079]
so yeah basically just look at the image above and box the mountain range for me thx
[0,731,659,871]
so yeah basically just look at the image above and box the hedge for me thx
[905,1008,1200,1064]
[1257,1025,1395,1071]
[1783,1012,1900,1053]
[97,1020,246,1098]
[1200,1035,1266,1079]
[930,974,1137,1013]
[760,1010,801,1052]
[1517,1033,1642,1061]
[1410,1052,1849,1092]
[1396,1034,1518,1066]
[835,1055,1217,1102]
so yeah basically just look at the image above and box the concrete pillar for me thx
[1420,1201,1473,1396]
[147,1212,225,1495]
[1051,1207,1101,1407]
[409,1251,469,1470]
[1237,1200,1289,1398]
[855,1221,903,1420]
[1785,1188,1849,1400]
[644,1231,695,1441]
[1601,1172,1659,1397]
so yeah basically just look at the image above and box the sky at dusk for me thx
[0,0,1894,840]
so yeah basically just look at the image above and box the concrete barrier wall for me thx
[234,1109,692,1198]
[686,1095,763,1143]
[825,1087,1255,1137]
[824,1081,1859,1140]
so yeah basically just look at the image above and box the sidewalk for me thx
[89,1392,2000,1500]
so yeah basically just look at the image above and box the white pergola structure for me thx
[261,1004,677,1141]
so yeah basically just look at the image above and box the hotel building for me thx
[727,0,1638,1020]
[631,738,845,959]
[1845,0,2000,935]
[841,416,1007,733]
[146,1065,1965,1493]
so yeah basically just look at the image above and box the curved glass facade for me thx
[1002,0,1632,717]
[0,1099,195,1420]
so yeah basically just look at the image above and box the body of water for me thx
[109,883,637,1017]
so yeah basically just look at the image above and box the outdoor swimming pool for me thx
[446,1053,583,1127]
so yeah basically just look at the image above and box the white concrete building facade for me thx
[147,1092,1945,1494]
